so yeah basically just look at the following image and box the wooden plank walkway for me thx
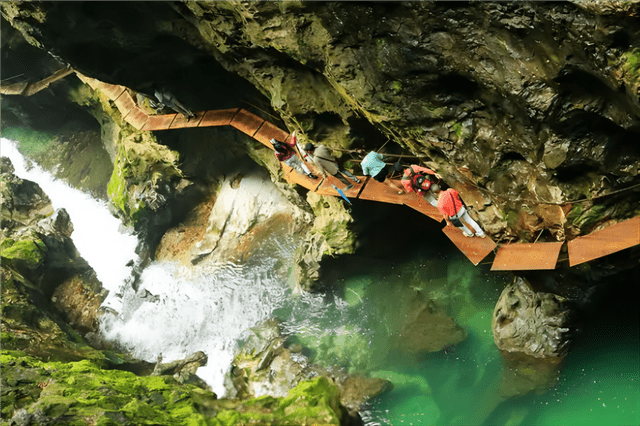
[75,72,640,270]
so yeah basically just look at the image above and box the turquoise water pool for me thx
[276,202,639,426]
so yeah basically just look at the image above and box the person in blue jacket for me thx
[361,151,404,193]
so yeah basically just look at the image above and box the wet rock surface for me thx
[492,277,575,397]
[152,350,210,390]
[1,158,107,334]
[294,191,357,292]
[228,318,390,421]
[492,277,573,358]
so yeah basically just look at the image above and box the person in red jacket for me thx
[433,184,486,238]
[270,131,317,180]
[400,165,440,207]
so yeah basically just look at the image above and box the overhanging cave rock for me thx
[3,1,640,244]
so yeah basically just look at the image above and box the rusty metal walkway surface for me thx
[76,73,640,270]
[567,216,640,266]
[491,242,564,271]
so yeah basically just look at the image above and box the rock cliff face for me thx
[184,0,640,241]
[3,1,640,244]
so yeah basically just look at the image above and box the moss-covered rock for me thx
[228,318,386,422]
[1,350,346,426]
[0,231,47,270]
[106,130,183,229]
[1,158,54,229]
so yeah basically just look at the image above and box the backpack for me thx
[403,168,432,192]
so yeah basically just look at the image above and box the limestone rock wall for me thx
[176,1,640,241]
[4,1,639,243]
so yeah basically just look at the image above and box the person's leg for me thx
[423,192,438,207]
[455,219,473,236]
[339,168,361,183]
[460,208,486,236]
[374,166,404,193]
[333,172,353,188]
[296,158,314,176]
[285,157,305,175]
[450,209,473,236]
[287,157,316,178]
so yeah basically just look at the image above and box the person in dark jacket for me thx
[304,143,360,190]
[153,88,195,119]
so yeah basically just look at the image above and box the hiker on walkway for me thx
[401,164,441,207]
[153,88,195,119]
[303,143,360,190]
[271,132,317,180]
[432,184,486,238]
[361,151,405,193]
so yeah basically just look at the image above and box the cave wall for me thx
[175,1,640,240]
[2,1,640,243]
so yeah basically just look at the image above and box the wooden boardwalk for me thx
[75,73,640,270]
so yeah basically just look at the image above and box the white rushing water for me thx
[101,256,293,396]
[1,138,138,310]
[2,137,297,396]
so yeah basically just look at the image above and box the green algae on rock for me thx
[1,232,47,270]
[1,351,345,426]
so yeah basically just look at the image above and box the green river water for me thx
[274,201,639,426]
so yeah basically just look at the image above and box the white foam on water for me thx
[100,258,291,397]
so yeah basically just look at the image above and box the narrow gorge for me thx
[1,2,639,426]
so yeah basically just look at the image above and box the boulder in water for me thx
[228,318,391,420]
[492,277,575,397]
[152,351,211,391]
[492,277,573,359]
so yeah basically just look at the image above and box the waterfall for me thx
[2,137,297,396]
[1,138,138,310]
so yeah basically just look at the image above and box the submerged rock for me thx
[399,298,468,354]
